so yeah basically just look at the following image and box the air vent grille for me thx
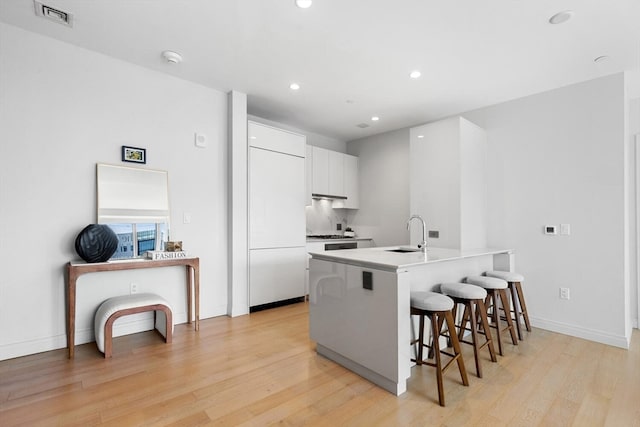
[34,1,73,27]
[356,123,370,128]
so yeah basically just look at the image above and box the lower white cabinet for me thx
[250,247,307,307]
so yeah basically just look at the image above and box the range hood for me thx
[312,193,347,200]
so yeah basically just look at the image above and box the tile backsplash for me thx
[305,199,354,235]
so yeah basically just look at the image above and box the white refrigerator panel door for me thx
[250,147,306,249]
[250,247,306,306]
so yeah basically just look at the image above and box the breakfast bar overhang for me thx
[308,246,513,395]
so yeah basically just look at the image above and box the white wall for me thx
[463,73,628,347]
[347,128,410,247]
[0,24,229,360]
[348,74,631,347]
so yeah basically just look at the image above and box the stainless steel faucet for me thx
[407,214,427,252]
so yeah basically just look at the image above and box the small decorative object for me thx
[74,224,118,263]
[344,227,355,237]
[166,241,183,252]
[121,145,146,164]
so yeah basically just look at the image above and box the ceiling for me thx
[1,0,639,141]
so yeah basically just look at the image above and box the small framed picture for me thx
[121,146,146,164]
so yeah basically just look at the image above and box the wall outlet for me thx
[559,287,570,300]
[130,283,138,294]
[336,223,342,231]
[428,230,439,238]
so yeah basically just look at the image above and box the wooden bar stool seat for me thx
[464,276,518,356]
[485,270,531,340]
[410,291,469,406]
[440,282,497,378]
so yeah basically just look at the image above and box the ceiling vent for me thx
[356,123,370,128]
[34,1,73,27]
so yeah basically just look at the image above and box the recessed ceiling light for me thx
[289,83,300,90]
[417,135,424,139]
[162,50,182,64]
[295,0,312,8]
[371,116,380,121]
[410,70,421,79]
[548,10,573,25]
[594,55,610,64]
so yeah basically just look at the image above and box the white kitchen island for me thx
[308,246,513,396]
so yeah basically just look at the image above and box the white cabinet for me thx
[340,154,359,209]
[250,247,306,306]
[249,121,305,157]
[312,146,329,195]
[248,121,306,307]
[249,146,305,249]
[309,146,359,208]
[328,150,344,197]
[305,241,326,297]
[305,145,313,206]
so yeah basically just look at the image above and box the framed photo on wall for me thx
[121,146,146,164]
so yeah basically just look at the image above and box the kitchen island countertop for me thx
[309,246,512,272]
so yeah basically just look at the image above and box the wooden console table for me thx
[65,257,200,358]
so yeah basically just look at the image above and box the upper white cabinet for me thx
[306,145,359,209]
[249,121,305,157]
[340,154,359,209]
[328,150,344,197]
[309,145,359,209]
[311,146,329,195]
[305,145,313,206]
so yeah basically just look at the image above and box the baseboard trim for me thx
[531,316,630,349]
[0,306,230,362]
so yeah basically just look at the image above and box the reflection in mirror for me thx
[96,164,170,258]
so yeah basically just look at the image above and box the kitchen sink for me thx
[385,247,421,253]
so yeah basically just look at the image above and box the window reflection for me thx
[107,223,168,259]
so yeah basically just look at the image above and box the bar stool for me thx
[465,276,518,356]
[485,271,531,340]
[440,283,497,378]
[410,291,469,406]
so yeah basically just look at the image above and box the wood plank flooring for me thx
[1,302,639,426]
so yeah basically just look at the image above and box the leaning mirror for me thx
[96,163,170,259]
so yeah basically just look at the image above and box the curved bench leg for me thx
[103,304,172,358]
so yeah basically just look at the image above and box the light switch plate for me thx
[544,225,557,235]
[560,224,571,235]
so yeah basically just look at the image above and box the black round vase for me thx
[74,224,119,263]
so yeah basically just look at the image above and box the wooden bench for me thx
[94,293,173,358]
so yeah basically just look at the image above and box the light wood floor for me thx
[1,302,639,426]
